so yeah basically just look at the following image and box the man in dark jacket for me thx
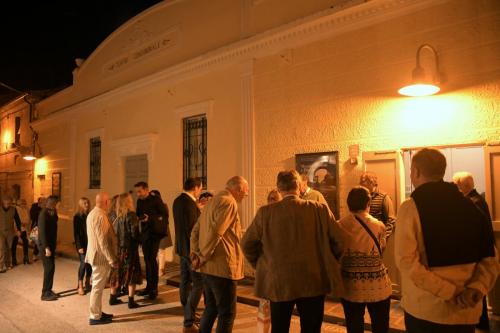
[453,171,494,331]
[173,177,203,332]
[29,197,46,259]
[38,195,59,301]
[135,181,169,300]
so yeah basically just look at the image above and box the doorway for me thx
[124,154,148,202]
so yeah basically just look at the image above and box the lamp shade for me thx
[399,44,441,97]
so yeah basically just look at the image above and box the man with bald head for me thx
[85,193,118,325]
[191,176,248,333]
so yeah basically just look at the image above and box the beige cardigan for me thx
[85,207,117,267]
[191,190,244,280]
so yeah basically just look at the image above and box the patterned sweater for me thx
[338,212,392,302]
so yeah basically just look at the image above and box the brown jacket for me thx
[242,195,344,302]
[191,190,244,280]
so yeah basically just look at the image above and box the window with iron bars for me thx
[183,115,207,188]
[89,137,101,189]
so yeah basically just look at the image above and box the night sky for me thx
[0,0,162,104]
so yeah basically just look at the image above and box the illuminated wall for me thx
[253,0,500,215]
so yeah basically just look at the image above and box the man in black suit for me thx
[38,195,59,301]
[135,181,169,300]
[453,171,493,331]
[173,177,203,333]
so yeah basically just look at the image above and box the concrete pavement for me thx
[0,251,354,333]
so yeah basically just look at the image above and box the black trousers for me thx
[42,254,55,295]
[199,274,237,333]
[270,295,325,333]
[404,312,475,333]
[341,297,391,333]
[11,231,29,263]
[142,237,160,293]
[78,253,92,281]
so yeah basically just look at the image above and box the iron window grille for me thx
[89,137,101,189]
[183,115,207,188]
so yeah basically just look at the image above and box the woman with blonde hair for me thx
[73,197,92,295]
[109,192,142,308]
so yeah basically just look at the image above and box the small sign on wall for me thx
[52,172,61,200]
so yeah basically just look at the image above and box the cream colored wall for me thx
[253,0,500,216]
[0,99,34,203]
[34,64,244,246]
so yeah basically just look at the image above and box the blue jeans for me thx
[180,256,204,327]
[199,274,237,333]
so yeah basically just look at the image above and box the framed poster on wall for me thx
[295,151,339,218]
[52,172,61,200]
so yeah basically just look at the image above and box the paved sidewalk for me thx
[0,251,355,333]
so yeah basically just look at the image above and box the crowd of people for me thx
[0,147,498,333]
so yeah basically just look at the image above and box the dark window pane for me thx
[183,115,207,188]
[89,137,101,189]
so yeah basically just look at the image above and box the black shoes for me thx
[128,297,139,309]
[41,291,58,301]
[101,312,113,319]
[89,317,112,325]
[109,294,124,305]
[89,312,113,325]
[137,288,150,296]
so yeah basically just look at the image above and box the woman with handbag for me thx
[338,186,392,333]
[73,197,92,295]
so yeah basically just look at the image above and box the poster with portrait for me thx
[295,152,339,218]
[52,172,61,200]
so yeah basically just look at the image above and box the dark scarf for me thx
[411,181,494,267]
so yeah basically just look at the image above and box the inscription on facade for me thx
[104,27,179,74]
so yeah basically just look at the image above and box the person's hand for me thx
[78,248,85,254]
[139,214,149,223]
[45,248,52,257]
[453,288,483,309]
[190,252,204,270]
[111,261,119,269]
[17,231,21,237]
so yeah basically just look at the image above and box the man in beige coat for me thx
[85,193,118,325]
[242,170,343,333]
[190,176,248,333]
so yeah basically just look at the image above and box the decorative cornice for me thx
[109,133,159,161]
[36,0,450,122]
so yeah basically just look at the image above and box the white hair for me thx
[225,176,247,191]
[452,171,475,192]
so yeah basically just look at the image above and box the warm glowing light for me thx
[2,131,12,149]
[35,158,48,177]
[398,84,440,97]
[23,155,36,161]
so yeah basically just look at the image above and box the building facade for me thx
[30,0,500,279]
[0,96,35,204]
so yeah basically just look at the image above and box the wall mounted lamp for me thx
[399,44,441,97]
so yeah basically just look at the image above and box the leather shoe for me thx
[137,288,150,296]
[101,312,113,319]
[183,326,199,333]
[89,317,112,325]
[41,293,58,301]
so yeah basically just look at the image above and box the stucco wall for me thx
[253,0,500,216]
[34,64,244,245]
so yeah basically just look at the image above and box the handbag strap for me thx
[354,215,382,257]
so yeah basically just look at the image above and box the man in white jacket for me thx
[85,193,118,325]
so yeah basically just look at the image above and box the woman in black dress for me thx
[73,197,92,295]
[109,192,142,308]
